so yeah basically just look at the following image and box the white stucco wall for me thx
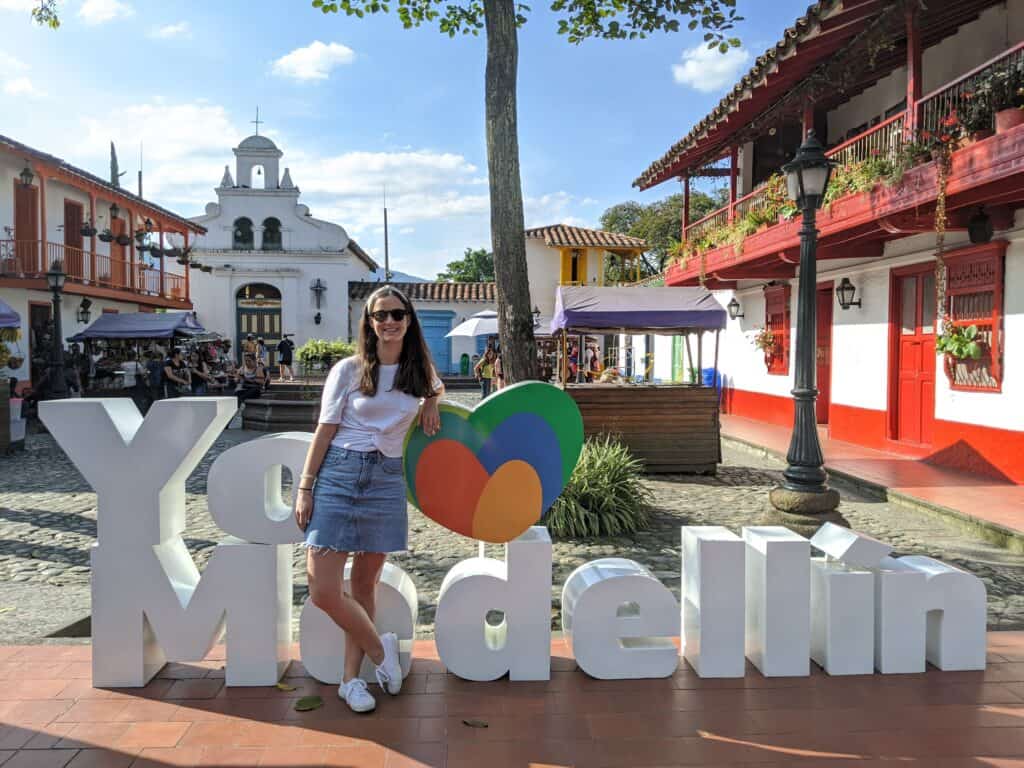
[716,223,1024,433]
[524,238,604,321]
[827,1,1024,145]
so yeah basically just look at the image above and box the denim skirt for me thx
[305,446,409,554]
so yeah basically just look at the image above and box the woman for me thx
[473,347,496,398]
[188,350,214,395]
[294,286,442,714]
[162,349,190,399]
[493,350,505,391]
[234,353,265,405]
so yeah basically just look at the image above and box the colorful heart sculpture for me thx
[403,381,584,543]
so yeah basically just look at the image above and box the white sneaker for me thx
[339,677,376,713]
[374,632,402,695]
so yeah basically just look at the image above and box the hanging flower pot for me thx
[188,261,202,269]
[98,229,114,243]
[995,107,1024,133]
[201,265,213,273]
[115,234,132,247]
[166,247,182,260]
[176,256,189,266]
[80,223,97,238]
[150,246,163,258]
[137,244,150,254]
[6,356,24,370]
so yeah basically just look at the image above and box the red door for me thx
[816,286,833,425]
[895,267,936,445]
[110,217,127,288]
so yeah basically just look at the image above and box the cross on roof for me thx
[251,107,263,136]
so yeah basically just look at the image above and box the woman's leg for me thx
[306,548,385,677]
[344,552,387,682]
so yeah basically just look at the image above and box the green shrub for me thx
[296,339,357,369]
[546,436,652,538]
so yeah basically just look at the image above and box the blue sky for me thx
[0,0,810,279]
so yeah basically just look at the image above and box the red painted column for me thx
[159,225,166,297]
[128,209,135,291]
[906,5,921,133]
[682,174,690,242]
[729,146,738,222]
[184,230,190,302]
[88,191,97,283]
[38,171,47,272]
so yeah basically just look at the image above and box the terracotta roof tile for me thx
[524,224,646,250]
[348,281,496,303]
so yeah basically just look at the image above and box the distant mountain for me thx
[366,268,429,283]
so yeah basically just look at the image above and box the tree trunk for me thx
[483,0,537,383]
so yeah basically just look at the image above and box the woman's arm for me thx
[294,422,338,530]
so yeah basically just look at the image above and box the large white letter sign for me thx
[300,562,418,684]
[42,398,292,687]
[874,555,986,673]
[208,431,312,544]
[435,526,552,681]
[743,526,810,677]
[681,526,745,678]
[562,558,679,680]
[808,524,888,676]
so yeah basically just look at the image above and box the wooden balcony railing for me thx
[828,112,906,166]
[680,42,1024,250]
[919,41,1024,136]
[0,240,188,303]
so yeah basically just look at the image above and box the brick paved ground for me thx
[0,390,1022,643]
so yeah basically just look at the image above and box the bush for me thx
[546,436,652,538]
[295,339,357,370]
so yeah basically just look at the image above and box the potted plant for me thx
[751,327,776,366]
[98,228,114,243]
[960,91,994,142]
[80,222,97,238]
[201,265,213,273]
[150,246,163,258]
[188,260,202,269]
[137,243,150,254]
[937,323,988,383]
[115,233,132,247]
[984,63,1024,132]
[176,254,189,266]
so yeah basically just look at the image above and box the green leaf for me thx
[966,341,982,359]
[276,682,297,692]
[294,696,323,712]
[965,325,979,340]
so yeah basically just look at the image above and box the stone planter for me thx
[995,108,1024,133]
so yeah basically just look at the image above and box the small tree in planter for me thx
[983,62,1024,132]
[936,323,984,361]
[751,327,776,365]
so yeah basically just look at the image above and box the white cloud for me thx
[3,77,45,98]
[78,0,134,25]
[398,227,415,235]
[271,41,355,81]
[0,51,44,99]
[672,44,750,94]
[150,21,191,39]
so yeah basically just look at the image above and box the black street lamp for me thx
[770,131,840,516]
[727,297,744,320]
[45,262,69,400]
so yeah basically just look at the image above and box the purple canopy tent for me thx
[548,286,727,474]
[549,285,727,386]
[70,311,205,341]
[0,298,20,330]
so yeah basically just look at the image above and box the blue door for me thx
[418,310,454,374]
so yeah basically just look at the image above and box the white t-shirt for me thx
[318,357,440,458]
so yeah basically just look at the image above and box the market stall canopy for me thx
[71,312,206,341]
[550,286,727,334]
[0,298,20,329]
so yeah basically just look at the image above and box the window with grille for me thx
[942,241,1006,392]
[764,284,791,375]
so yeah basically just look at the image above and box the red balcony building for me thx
[0,134,206,391]
[637,0,1024,484]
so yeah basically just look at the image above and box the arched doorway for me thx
[236,283,282,367]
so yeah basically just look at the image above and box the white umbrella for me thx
[446,310,497,338]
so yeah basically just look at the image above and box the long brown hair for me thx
[357,285,436,397]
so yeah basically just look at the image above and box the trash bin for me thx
[460,353,470,376]
[701,367,723,400]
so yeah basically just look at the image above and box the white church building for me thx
[188,134,378,365]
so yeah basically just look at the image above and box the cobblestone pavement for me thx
[1,389,1022,643]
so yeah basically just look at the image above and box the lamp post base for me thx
[767,486,843,537]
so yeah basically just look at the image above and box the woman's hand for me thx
[294,489,313,531]
[420,398,441,436]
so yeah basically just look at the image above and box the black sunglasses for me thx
[369,309,409,322]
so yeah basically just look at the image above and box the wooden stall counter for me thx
[565,383,721,474]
